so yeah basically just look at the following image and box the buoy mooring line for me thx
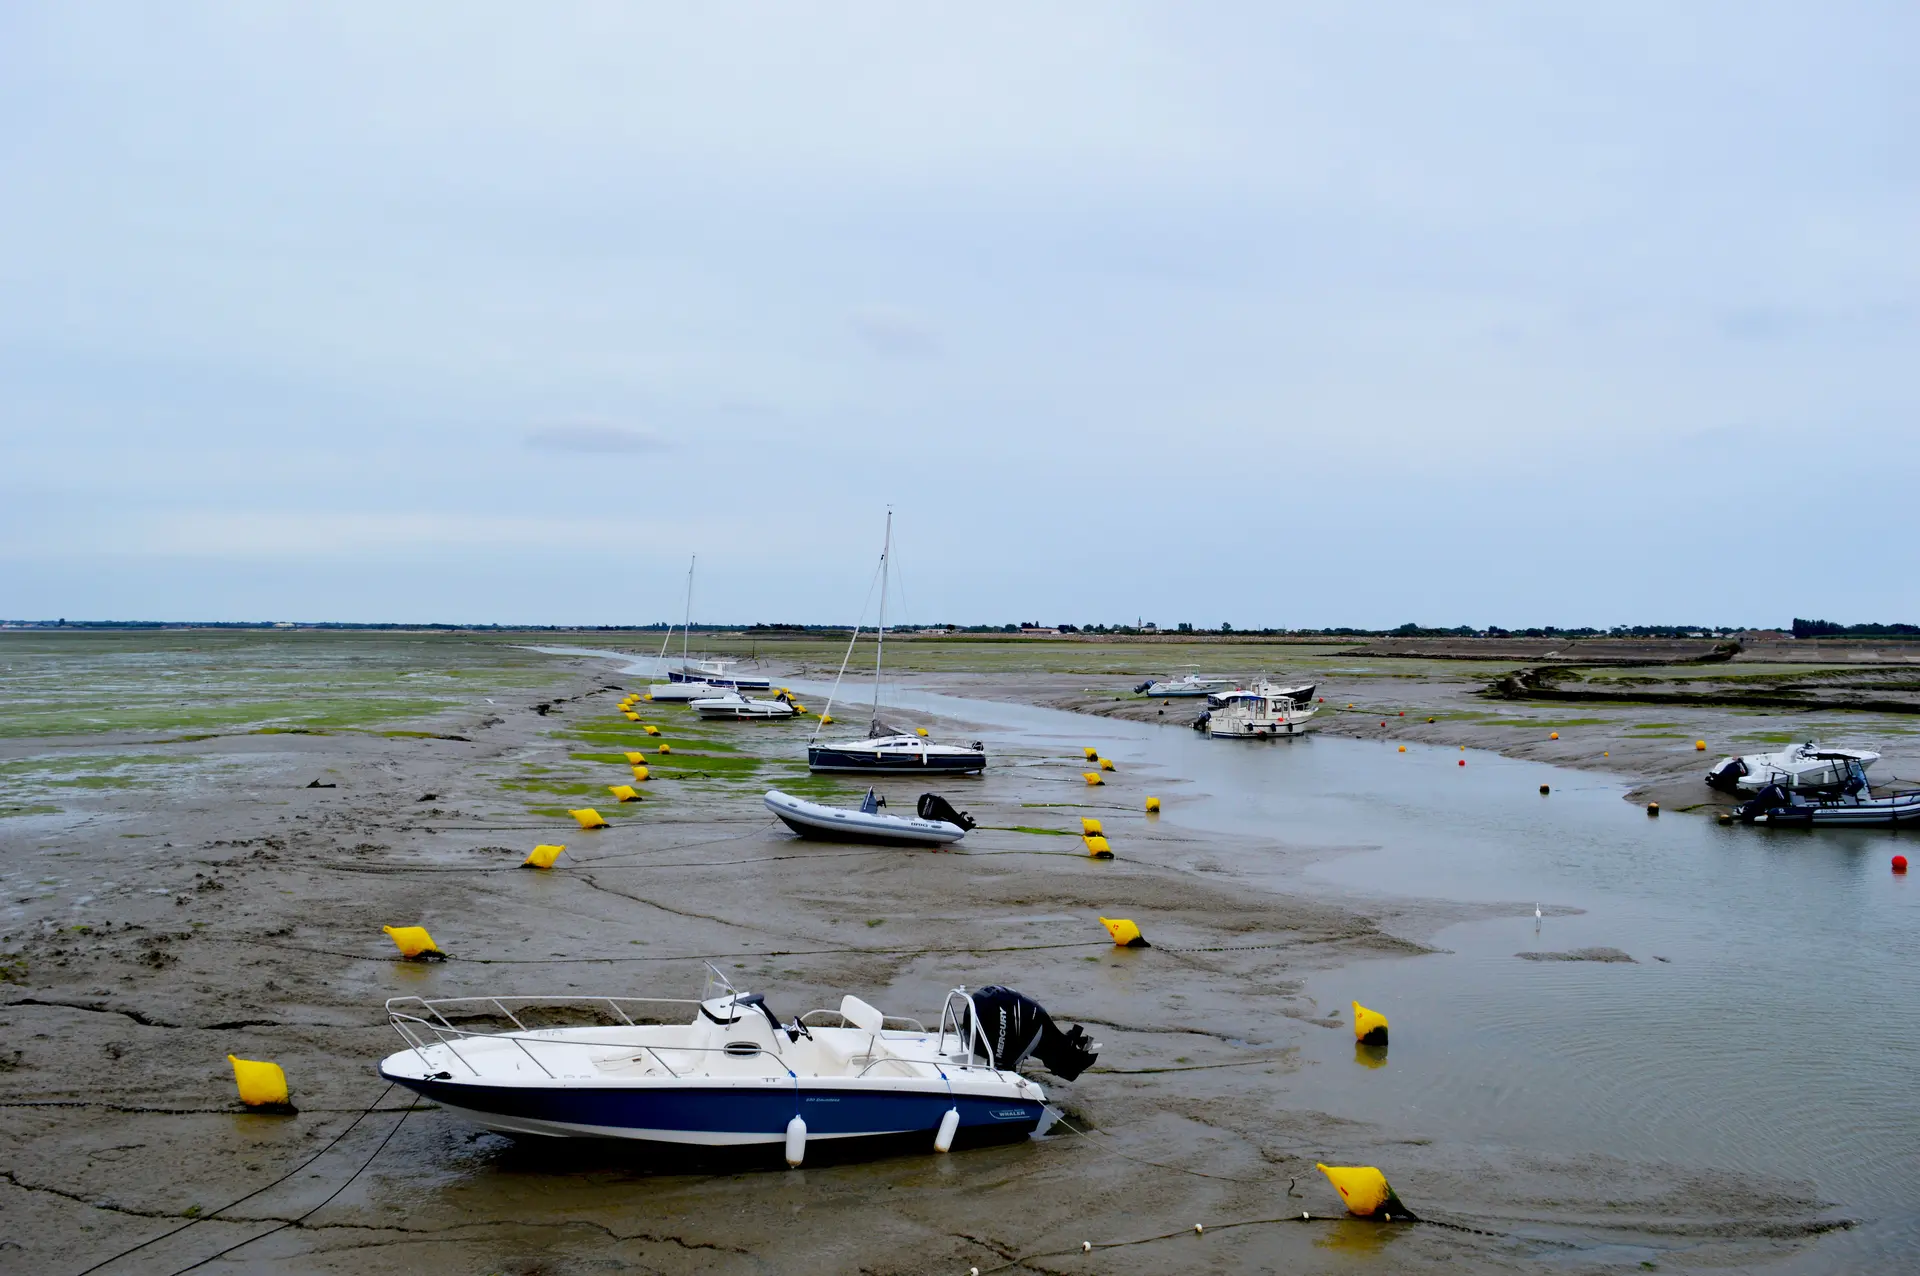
[73,1083,405,1276]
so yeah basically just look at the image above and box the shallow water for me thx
[569,651,1919,1266]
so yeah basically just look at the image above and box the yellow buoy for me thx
[1346,703,1354,709]
[608,784,640,802]
[624,751,646,764]
[624,712,641,722]
[228,1055,290,1108]
[1315,1163,1414,1219]
[1084,746,1100,760]
[523,843,565,869]
[569,808,610,829]
[916,727,929,737]
[1696,739,1707,750]
[1083,771,1104,786]
[819,713,833,724]
[1081,817,1104,835]
[630,766,650,782]
[657,744,671,754]
[1426,716,1436,723]
[1084,835,1113,858]
[1098,916,1150,947]
[1144,796,1160,813]
[1397,745,1406,753]
[792,703,807,714]
[1550,732,1559,740]
[1352,1001,1389,1046]
[642,693,653,702]
[1099,757,1116,772]
[382,925,440,959]
[643,725,661,736]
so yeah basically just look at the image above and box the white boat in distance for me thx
[647,679,729,702]
[765,788,974,846]
[378,976,1097,1164]
[1134,673,1235,697]
[1706,741,1881,796]
[1195,680,1319,738]
[670,658,773,692]
[693,690,799,720]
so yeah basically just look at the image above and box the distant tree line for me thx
[1792,618,1920,639]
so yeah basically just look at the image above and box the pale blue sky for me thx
[2,3,1913,628]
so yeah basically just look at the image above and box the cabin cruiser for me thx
[1706,741,1880,796]
[1133,673,1236,698]
[378,975,1097,1164]
[765,788,975,845]
[691,689,799,720]
[1193,680,1318,738]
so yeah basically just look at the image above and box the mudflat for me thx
[2,631,1880,1273]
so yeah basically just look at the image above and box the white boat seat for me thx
[839,995,886,1033]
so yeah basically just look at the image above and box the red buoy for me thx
[1458,759,1466,767]
[1896,855,1909,874]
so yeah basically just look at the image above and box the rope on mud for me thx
[165,1097,417,1275]
[72,1082,399,1276]
[1049,1115,1268,1184]
[207,938,1115,965]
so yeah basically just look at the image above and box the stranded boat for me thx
[1193,680,1319,738]
[808,512,988,775]
[692,690,799,720]
[1133,673,1236,698]
[1734,767,1920,827]
[377,976,1097,1164]
[764,788,975,846]
[1706,741,1881,796]
[670,659,773,692]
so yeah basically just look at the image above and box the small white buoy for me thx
[1082,1241,1092,1252]
[1302,1211,1310,1220]
[935,1107,960,1153]
[1194,1223,1204,1234]
[1534,903,1542,926]
[785,1114,807,1167]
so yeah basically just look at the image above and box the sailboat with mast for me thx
[646,557,729,702]
[806,513,986,775]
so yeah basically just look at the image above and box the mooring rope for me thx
[72,1082,399,1275]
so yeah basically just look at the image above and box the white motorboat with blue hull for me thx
[378,982,1096,1165]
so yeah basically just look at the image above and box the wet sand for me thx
[0,638,1865,1273]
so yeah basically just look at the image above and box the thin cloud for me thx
[524,424,665,454]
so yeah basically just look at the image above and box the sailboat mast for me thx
[871,511,890,732]
[680,555,696,669]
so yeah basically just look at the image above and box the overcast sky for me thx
[2,3,1913,629]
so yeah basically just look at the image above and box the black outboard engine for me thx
[1192,710,1211,733]
[966,986,1099,1081]
[1705,755,1748,793]
[1133,679,1155,694]
[1735,783,1804,823]
[916,793,976,830]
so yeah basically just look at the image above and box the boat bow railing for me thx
[385,994,713,1081]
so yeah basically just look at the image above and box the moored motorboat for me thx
[1193,680,1318,738]
[377,977,1097,1163]
[1734,763,1920,827]
[1706,741,1881,796]
[647,679,729,702]
[1133,673,1236,697]
[765,787,974,845]
[693,690,799,720]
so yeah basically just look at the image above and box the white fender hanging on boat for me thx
[785,1114,807,1166]
[935,1106,960,1153]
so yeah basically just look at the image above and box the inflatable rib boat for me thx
[764,788,974,846]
